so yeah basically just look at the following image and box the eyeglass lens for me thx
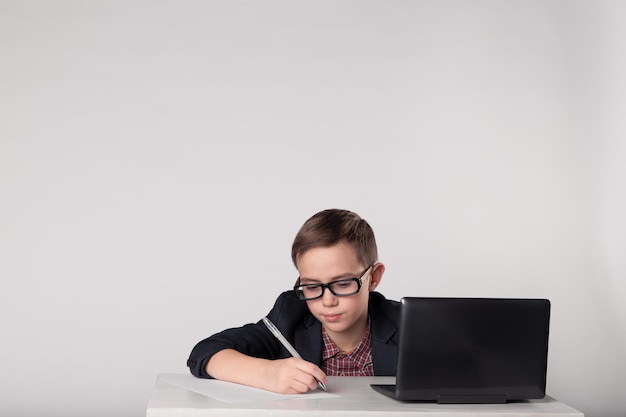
[298,279,360,300]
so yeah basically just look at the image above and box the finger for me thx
[312,368,328,386]
[295,361,328,386]
[292,368,324,392]
[288,375,314,393]
[301,377,320,392]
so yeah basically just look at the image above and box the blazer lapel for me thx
[371,305,399,375]
[294,314,323,365]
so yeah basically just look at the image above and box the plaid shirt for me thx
[321,319,374,376]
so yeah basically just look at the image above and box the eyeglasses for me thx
[293,265,374,301]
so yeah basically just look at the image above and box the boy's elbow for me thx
[187,357,213,378]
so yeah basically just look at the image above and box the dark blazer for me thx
[187,290,400,378]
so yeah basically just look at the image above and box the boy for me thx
[187,209,400,394]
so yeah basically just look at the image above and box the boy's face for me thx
[296,241,383,341]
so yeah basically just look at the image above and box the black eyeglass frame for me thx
[293,265,374,301]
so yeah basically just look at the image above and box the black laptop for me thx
[371,297,551,403]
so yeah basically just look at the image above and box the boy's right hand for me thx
[206,349,328,394]
[261,357,328,394]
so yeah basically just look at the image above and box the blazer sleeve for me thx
[187,291,310,378]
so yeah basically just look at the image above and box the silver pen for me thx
[262,316,328,391]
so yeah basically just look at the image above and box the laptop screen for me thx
[394,297,551,403]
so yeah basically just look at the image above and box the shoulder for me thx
[369,291,400,311]
[271,290,309,314]
[369,292,401,325]
[266,291,312,333]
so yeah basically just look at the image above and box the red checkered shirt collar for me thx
[321,318,374,376]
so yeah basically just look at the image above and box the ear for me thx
[368,262,385,292]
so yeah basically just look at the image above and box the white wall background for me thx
[1,1,624,416]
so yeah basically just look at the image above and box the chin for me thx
[323,319,353,332]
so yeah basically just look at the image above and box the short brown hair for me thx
[291,209,378,268]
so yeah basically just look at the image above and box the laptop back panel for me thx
[394,297,550,403]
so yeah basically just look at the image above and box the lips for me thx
[323,313,342,322]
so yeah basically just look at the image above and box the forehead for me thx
[297,242,364,281]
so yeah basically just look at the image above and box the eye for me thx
[302,283,322,289]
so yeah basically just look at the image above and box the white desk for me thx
[147,373,584,417]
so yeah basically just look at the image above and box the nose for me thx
[321,287,339,307]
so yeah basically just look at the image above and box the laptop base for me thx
[370,384,396,398]
[370,384,508,404]
[437,394,508,404]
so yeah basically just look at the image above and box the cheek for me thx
[343,294,369,312]
[306,300,323,314]
[359,287,372,301]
